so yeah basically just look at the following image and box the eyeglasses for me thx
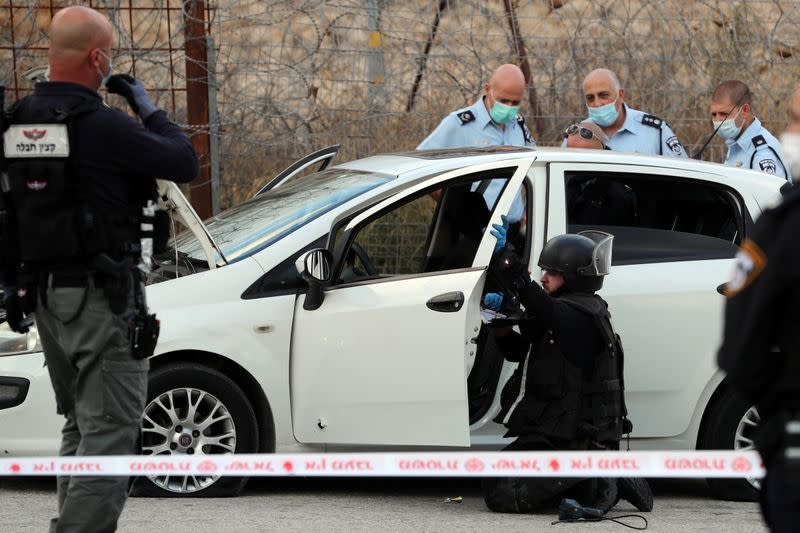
[564,124,606,147]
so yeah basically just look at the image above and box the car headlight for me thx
[0,320,41,356]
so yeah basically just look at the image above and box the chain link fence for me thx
[2,1,800,210]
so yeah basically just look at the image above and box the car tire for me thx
[698,386,760,502]
[131,363,259,498]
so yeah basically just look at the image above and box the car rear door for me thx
[547,162,754,439]
[289,158,534,446]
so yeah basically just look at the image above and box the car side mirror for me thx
[296,248,333,310]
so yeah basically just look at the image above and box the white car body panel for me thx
[0,148,784,459]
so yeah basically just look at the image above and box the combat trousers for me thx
[35,280,148,533]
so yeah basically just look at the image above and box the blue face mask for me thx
[489,91,520,125]
[587,100,619,127]
[97,50,113,87]
[712,108,742,140]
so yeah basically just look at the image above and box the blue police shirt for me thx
[724,117,790,181]
[417,97,535,150]
[567,104,687,157]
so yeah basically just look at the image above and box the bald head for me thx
[484,64,526,120]
[566,120,608,149]
[583,69,621,92]
[48,6,113,90]
[489,64,526,91]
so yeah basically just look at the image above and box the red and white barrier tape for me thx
[0,450,764,478]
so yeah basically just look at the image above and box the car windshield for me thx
[174,168,395,264]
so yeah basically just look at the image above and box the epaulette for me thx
[641,114,664,129]
[456,110,476,125]
[516,114,533,145]
[752,135,768,149]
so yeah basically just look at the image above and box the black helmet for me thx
[537,231,613,292]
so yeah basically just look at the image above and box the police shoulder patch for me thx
[759,158,777,174]
[666,135,683,154]
[641,114,663,129]
[724,239,767,297]
[457,110,475,125]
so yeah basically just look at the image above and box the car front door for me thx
[290,158,534,446]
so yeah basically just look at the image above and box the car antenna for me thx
[692,88,750,160]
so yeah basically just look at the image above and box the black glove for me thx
[3,287,30,334]
[105,74,158,120]
[489,245,530,295]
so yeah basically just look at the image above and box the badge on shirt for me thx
[758,159,777,174]
[3,124,70,158]
[666,136,683,154]
[724,239,767,297]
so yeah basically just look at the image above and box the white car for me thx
[0,146,784,499]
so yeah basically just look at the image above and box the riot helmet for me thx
[537,231,613,292]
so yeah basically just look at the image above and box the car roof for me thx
[335,146,785,196]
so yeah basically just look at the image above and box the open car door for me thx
[289,157,534,447]
[253,145,340,197]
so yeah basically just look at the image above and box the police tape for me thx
[0,450,765,478]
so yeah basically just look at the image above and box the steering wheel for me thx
[350,242,379,277]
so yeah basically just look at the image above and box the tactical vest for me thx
[501,293,629,443]
[0,95,142,272]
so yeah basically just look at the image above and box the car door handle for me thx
[717,283,727,295]
[426,291,465,313]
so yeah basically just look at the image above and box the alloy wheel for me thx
[733,406,761,491]
[141,387,237,494]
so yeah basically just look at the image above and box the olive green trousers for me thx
[35,282,148,533]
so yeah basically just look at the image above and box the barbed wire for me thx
[2,0,800,207]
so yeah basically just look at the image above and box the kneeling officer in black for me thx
[0,6,198,533]
[481,229,651,514]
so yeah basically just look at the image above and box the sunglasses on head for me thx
[564,123,605,145]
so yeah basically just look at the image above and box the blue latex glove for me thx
[490,215,508,255]
[105,74,158,120]
[483,292,503,311]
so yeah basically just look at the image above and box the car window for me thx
[565,172,743,264]
[337,171,515,282]
[173,168,395,264]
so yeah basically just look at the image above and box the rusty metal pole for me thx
[183,0,212,219]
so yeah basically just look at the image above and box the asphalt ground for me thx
[0,476,766,532]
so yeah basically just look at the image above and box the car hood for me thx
[157,179,225,270]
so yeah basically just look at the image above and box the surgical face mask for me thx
[96,50,113,87]
[587,100,619,127]
[779,132,800,182]
[489,91,520,125]
[712,108,742,140]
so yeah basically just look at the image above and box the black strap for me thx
[642,113,664,155]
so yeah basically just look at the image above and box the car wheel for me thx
[131,363,259,498]
[699,386,760,501]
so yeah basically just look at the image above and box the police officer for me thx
[480,228,652,514]
[710,80,791,181]
[417,64,535,150]
[0,6,198,533]
[569,68,687,157]
[718,117,800,533]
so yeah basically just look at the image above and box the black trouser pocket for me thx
[102,358,148,425]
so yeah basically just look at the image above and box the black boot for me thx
[618,477,654,512]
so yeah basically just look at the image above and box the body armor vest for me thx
[501,293,629,443]
[0,95,141,272]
